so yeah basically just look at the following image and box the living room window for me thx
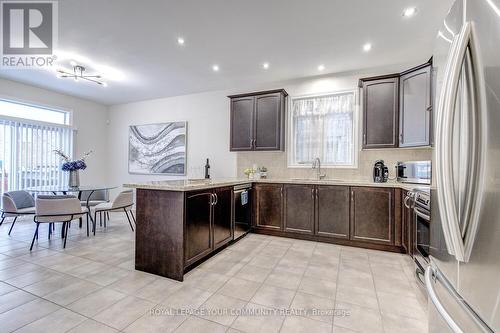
[289,91,358,168]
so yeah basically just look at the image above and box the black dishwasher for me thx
[233,184,252,240]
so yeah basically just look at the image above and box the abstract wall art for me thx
[128,122,187,175]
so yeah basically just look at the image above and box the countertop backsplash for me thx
[236,148,433,182]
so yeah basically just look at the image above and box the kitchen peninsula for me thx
[125,178,425,281]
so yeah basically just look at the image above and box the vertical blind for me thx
[0,118,73,197]
[291,91,355,166]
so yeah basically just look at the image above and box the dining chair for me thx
[0,190,36,235]
[32,195,89,250]
[92,190,135,234]
[79,189,109,207]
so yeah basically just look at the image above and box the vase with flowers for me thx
[54,149,93,188]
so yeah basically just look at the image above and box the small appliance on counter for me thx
[396,160,431,185]
[373,160,388,183]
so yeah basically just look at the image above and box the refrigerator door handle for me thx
[425,266,464,333]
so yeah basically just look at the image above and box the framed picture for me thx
[128,121,187,175]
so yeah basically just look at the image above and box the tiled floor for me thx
[0,215,428,333]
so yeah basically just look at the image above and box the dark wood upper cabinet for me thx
[229,89,287,151]
[185,191,213,266]
[360,75,399,149]
[350,187,394,245]
[316,185,350,239]
[254,183,283,230]
[212,186,233,250]
[399,64,432,147]
[283,184,315,234]
[230,97,254,151]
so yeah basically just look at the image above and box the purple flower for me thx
[61,159,87,171]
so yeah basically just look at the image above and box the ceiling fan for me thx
[57,64,107,86]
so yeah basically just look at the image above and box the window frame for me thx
[0,95,73,128]
[287,89,359,169]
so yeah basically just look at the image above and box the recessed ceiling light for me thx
[403,7,417,17]
[363,43,372,52]
[177,37,185,45]
[317,64,325,71]
[212,64,219,72]
[262,62,270,69]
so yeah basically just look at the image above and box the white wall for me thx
[0,78,109,185]
[107,63,418,186]
[107,90,237,186]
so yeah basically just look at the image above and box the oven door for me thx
[415,206,431,266]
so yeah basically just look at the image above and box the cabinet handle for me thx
[311,188,315,200]
[280,187,283,197]
[210,194,215,206]
[214,193,218,205]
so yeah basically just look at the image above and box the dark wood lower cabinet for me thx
[283,184,315,234]
[212,186,233,250]
[316,185,350,239]
[185,191,214,266]
[254,183,283,230]
[350,187,394,245]
[402,190,415,256]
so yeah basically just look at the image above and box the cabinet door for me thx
[316,185,350,239]
[212,187,233,250]
[399,65,431,147]
[254,93,283,151]
[254,184,282,230]
[283,184,315,234]
[350,187,394,245]
[402,190,415,256]
[362,76,399,148]
[230,96,254,151]
[185,191,213,266]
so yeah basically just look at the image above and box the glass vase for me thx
[68,170,80,188]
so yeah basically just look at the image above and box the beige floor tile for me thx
[183,270,230,293]
[67,319,119,333]
[280,315,333,333]
[264,270,302,290]
[251,285,296,309]
[43,279,102,306]
[175,316,227,333]
[67,288,127,317]
[0,262,42,281]
[4,268,63,288]
[0,281,17,296]
[290,292,335,323]
[134,277,182,302]
[217,277,261,301]
[83,266,130,286]
[304,263,339,279]
[161,286,213,309]
[0,299,60,332]
[336,285,379,310]
[298,276,336,299]
[199,293,247,326]
[0,289,37,314]
[230,302,284,333]
[123,311,187,333]
[107,271,157,294]
[248,255,281,269]
[332,325,360,333]
[15,308,87,333]
[382,313,428,333]
[23,273,77,296]
[334,301,383,333]
[377,291,426,320]
[337,267,374,290]
[93,295,155,330]
[234,264,272,283]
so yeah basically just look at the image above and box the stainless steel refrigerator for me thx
[429,0,500,332]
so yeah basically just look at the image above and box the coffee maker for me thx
[373,160,389,183]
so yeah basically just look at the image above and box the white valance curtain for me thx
[292,92,355,166]
[0,118,73,197]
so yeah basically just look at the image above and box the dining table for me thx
[25,185,118,237]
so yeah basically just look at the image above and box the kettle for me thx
[373,160,389,183]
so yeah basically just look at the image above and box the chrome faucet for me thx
[312,158,326,180]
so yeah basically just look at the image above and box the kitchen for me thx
[0,0,498,332]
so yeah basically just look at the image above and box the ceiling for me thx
[0,0,453,105]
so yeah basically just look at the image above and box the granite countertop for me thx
[123,178,429,192]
